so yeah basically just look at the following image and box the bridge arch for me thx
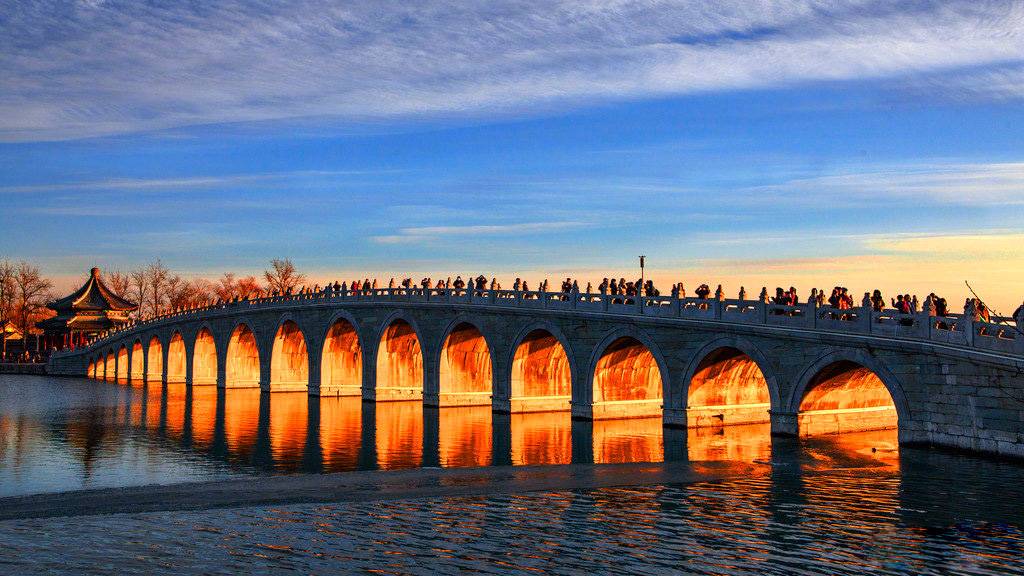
[192,325,217,385]
[116,344,128,380]
[130,339,144,381]
[506,320,575,413]
[226,320,261,388]
[374,310,424,401]
[436,316,497,406]
[269,315,310,392]
[166,330,187,383]
[320,311,362,396]
[787,348,909,436]
[147,334,164,383]
[585,326,668,419]
[87,356,96,379]
[677,336,780,428]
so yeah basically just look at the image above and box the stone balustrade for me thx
[63,287,1023,360]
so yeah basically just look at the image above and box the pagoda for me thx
[37,268,138,350]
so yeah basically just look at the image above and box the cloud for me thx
[746,161,1024,206]
[371,221,585,243]
[0,169,398,194]
[1,1,1022,141]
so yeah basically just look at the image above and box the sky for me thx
[1,1,1023,311]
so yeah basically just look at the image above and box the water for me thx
[2,374,1024,574]
[0,374,773,496]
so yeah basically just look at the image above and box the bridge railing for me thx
[63,285,1024,359]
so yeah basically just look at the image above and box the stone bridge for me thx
[49,286,1024,458]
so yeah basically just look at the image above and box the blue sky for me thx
[1,1,1023,309]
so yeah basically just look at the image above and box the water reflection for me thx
[0,375,905,497]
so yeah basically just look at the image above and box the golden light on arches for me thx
[226,324,260,387]
[116,345,128,380]
[167,332,187,383]
[192,328,217,385]
[375,319,423,401]
[104,353,114,379]
[592,336,663,419]
[321,318,362,396]
[439,323,493,395]
[130,341,144,381]
[270,320,308,392]
[687,347,771,428]
[87,359,96,378]
[798,360,897,436]
[147,336,163,382]
[510,329,571,413]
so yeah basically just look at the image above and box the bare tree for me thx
[0,259,15,358]
[102,269,131,298]
[12,261,53,352]
[213,273,238,301]
[215,273,263,301]
[129,268,148,317]
[236,276,263,300]
[264,258,306,295]
[146,260,170,316]
[167,277,212,311]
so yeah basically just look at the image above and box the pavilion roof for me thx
[48,268,138,313]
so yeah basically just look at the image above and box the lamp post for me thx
[639,255,645,287]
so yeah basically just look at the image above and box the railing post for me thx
[572,288,579,309]
[636,295,643,315]
[807,299,817,328]
[672,294,681,317]
[713,298,722,320]
[962,314,975,346]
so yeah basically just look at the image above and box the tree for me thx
[12,261,52,352]
[0,259,15,358]
[103,269,131,298]
[167,277,212,311]
[263,258,306,295]
[236,276,263,300]
[146,260,170,316]
[129,268,148,318]
[215,273,263,301]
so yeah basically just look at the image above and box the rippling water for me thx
[0,375,772,496]
[3,462,1024,575]
[3,374,1024,574]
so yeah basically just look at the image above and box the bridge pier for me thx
[769,411,799,436]
[663,407,687,428]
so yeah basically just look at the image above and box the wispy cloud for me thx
[746,161,1024,206]
[0,169,398,194]
[372,221,584,243]
[1,1,1022,141]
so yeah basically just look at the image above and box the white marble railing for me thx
[62,287,1024,357]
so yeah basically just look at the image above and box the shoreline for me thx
[0,460,764,521]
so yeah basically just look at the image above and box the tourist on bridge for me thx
[871,290,886,312]
[599,278,609,294]
[892,294,911,314]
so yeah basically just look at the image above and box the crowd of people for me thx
[118,274,1023,336]
[260,277,1010,326]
